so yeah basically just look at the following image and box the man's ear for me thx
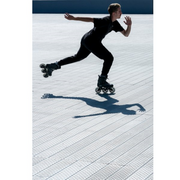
[112,11,116,16]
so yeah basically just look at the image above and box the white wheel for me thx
[95,87,101,94]
[102,88,108,93]
[43,73,48,78]
[40,63,46,68]
[41,68,46,73]
[109,87,115,93]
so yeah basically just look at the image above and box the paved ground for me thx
[33,14,153,180]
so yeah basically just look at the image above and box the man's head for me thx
[108,3,122,19]
[108,3,121,15]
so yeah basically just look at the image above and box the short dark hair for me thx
[108,3,121,15]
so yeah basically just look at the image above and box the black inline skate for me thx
[40,62,60,78]
[95,75,115,94]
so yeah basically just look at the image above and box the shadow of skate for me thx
[41,93,146,118]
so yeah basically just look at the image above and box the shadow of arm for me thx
[74,112,104,118]
[123,103,146,112]
[135,104,146,112]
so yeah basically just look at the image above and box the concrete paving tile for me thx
[33,14,153,180]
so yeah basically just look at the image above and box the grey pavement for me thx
[33,14,153,180]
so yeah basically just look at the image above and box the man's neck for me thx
[111,15,117,22]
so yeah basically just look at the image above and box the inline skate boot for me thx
[95,75,115,94]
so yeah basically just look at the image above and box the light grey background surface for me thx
[33,14,153,179]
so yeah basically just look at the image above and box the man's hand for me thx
[137,107,146,112]
[123,16,132,26]
[64,13,75,20]
[121,16,132,37]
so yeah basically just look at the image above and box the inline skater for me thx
[40,3,132,93]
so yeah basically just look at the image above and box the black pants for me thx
[58,36,114,76]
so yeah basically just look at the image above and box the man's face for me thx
[114,7,122,19]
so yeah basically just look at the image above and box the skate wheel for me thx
[41,68,46,73]
[43,73,48,78]
[95,87,101,94]
[40,63,46,68]
[102,88,108,93]
[109,87,115,93]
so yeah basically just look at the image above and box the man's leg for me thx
[84,42,114,77]
[83,41,114,88]
[58,43,91,67]
[40,42,91,78]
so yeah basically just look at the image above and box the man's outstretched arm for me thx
[64,13,94,22]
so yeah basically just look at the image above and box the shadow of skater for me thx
[41,93,146,118]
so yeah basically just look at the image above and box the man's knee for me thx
[110,54,114,62]
[73,54,84,62]
[106,53,114,63]
[75,51,90,61]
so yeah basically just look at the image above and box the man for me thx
[40,3,132,92]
